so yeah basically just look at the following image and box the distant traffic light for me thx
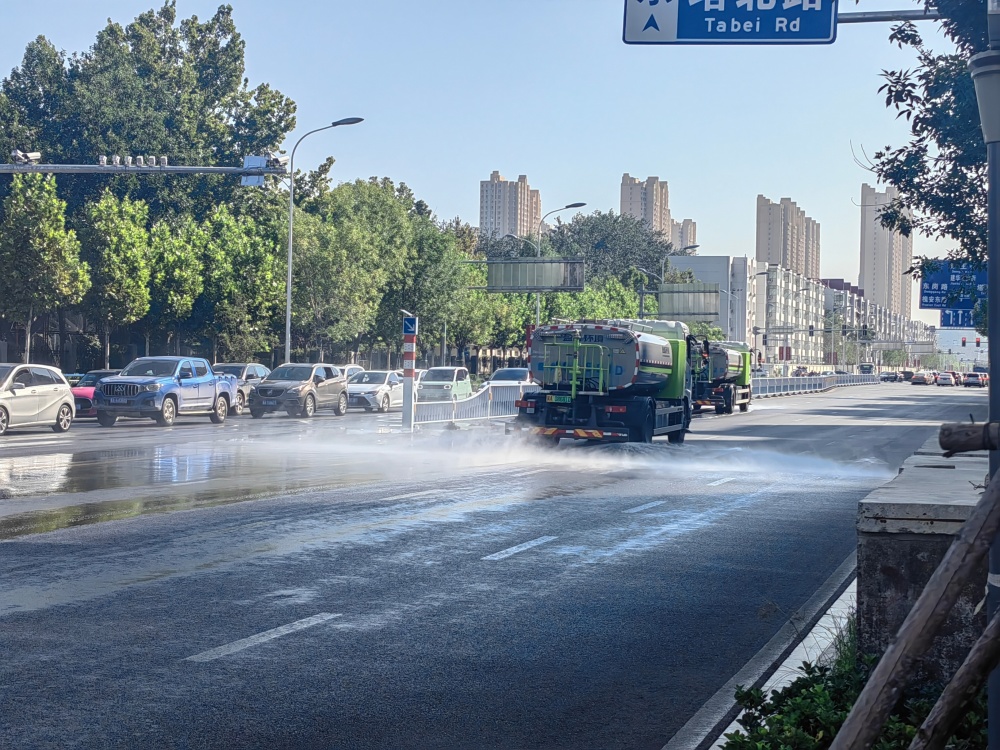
[977,337,982,348]
[862,324,869,338]
[962,337,967,347]
[841,324,848,336]
[762,334,768,347]
[808,324,815,337]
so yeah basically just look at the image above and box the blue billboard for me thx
[939,309,975,329]
[919,261,986,310]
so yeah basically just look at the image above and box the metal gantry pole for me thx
[989,138,1000,750]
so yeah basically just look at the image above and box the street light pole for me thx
[284,117,363,364]
[636,267,663,320]
[534,202,586,326]
[971,24,1000,746]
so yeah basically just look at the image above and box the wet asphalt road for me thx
[0,384,988,749]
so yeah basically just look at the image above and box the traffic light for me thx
[762,334,768,347]
[949,349,953,355]
[977,337,982,348]
[862,324,869,338]
[808,324,815,337]
[842,324,848,336]
[962,337,967,347]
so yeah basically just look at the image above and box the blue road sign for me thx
[919,261,986,310]
[623,0,838,45]
[940,309,975,329]
[402,316,418,336]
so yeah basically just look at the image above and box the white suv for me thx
[0,364,75,435]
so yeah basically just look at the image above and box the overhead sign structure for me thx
[919,260,987,310]
[484,259,585,293]
[940,309,976,329]
[623,0,838,45]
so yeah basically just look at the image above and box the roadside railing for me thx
[752,374,878,398]
[414,383,540,426]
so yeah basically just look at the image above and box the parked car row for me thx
[1,359,533,435]
[907,370,988,387]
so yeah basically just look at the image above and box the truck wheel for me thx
[739,401,749,413]
[234,391,246,416]
[210,395,228,424]
[724,385,735,415]
[667,427,686,444]
[334,392,348,417]
[156,397,176,427]
[97,412,117,428]
[715,404,725,415]
[631,404,655,443]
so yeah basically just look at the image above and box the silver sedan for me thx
[347,370,404,412]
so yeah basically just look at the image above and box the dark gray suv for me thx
[247,363,348,418]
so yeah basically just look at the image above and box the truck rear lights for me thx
[605,405,627,413]
[515,400,533,408]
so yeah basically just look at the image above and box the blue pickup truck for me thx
[94,357,238,427]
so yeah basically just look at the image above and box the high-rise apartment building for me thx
[671,218,697,252]
[859,183,913,317]
[755,195,821,279]
[620,174,672,232]
[479,171,541,239]
[621,173,697,248]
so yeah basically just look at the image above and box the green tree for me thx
[0,174,89,362]
[689,322,726,340]
[872,3,987,269]
[79,192,152,367]
[143,216,205,355]
[191,205,281,362]
[0,3,296,221]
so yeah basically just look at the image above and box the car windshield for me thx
[490,369,529,381]
[350,371,389,384]
[423,368,457,383]
[214,365,245,376]
[120,359,178,377]
[78,372,115,386]
[266,365,314,381]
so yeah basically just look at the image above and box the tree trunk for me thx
[211,336,218,364]
[23,305,32,363]
[144,331,151,357]
[103,325,111,369]
[175,328,181,356]
[57,307,67,369]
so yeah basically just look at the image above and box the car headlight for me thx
[143,383,163,392]
[287,385,303,394]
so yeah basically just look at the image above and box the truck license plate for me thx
[108,397,127,405]
[546,395,571,403]
[262,399,278,406]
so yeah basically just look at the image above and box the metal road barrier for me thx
[752,374,878,398]
[414,376,877,425]
[414,383,540,426]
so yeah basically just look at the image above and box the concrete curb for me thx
[660,552,857,750]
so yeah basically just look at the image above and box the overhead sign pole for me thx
[401,316,418,432]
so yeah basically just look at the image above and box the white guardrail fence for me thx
[412,375,878,426]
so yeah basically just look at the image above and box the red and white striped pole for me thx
[402,316,418,431]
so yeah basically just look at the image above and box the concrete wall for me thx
[857,436,989,682]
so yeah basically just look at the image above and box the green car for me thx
[416,367,473,401]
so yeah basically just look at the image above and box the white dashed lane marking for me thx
[707,477,737,486]
[482,536,558,561]
[624,501,666,513]
[185,613,340,662]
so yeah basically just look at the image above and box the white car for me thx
[487,367,534,386]
[0,364,75,436]
[936,373,955,387]
[333,364,365,381]
[348,370,404,412]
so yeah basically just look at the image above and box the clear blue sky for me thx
[2,1,956,323]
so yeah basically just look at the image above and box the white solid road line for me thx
[624,500,667,513]
[482,535,558,561]
[383,489,438,502]
[184,612,340,662]
[707,477,737,486]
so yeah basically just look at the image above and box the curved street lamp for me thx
[284,117,364,363]
[533,202,586,325]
